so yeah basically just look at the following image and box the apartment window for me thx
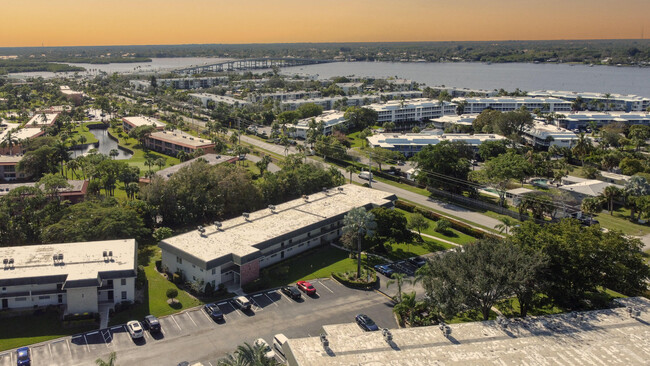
[212,268,216,275]
[192,276,197,281]
[121,291,127,300]
[192,264,196,268]
[176,256,182,264]
[121,279,126,286]
[15,297,27,301]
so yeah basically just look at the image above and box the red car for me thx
[296,281,316,295]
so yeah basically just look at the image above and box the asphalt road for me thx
[238,134,501,230]
[0,279,395,366]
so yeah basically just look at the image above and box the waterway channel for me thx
[70,128,133,160]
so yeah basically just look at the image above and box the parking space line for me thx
[265,293,279,307]
[249,297,263,311]
[48,342,53,357]
[200,308,214,322]
[171,315,182,330]
[317,280,334,293]
[65,339,72,357]
[82,334,90,352]
[279,291,293,302]
[186,311,198,327]
[217,301,228,306]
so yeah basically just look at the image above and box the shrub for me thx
[166,288,178,301]
[435,219,451,233]
[332,269,377,290]
[204,282,214,297]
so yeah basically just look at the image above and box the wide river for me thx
[7,57,650,96]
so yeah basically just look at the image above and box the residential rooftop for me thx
[0,239,136,287]
[7,127,43,140]
[122,116,166,129]
[153,154,237,180]
[367,132,506,149]
[159,184,396,266]
[26,113,58,128]
[529,90,649,103]
[0,180,87,196]
[149,130,215,148]
[559,179,623,197]
[285,297,650,366]
[430,114,479,125]
[0,155,23,165]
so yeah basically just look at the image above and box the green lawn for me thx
[108,127,180,173]
[71,123,99,144]
[386,238,454,260]
[396,208,479,245]
[0,312,96,352]
[593,208,650,236]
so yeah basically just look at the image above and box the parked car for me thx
[126,320,144,339]
[255,338,276,360]
[407,256,427,268]
[281,286,302,300]
[234,296,252,311]
[296,280,316,295]
[16,347,30,366]
[355,314,379,331]
[373,264,394,277]
[144,315,161,333]
[358,171,373,180]
[204,303,224,320]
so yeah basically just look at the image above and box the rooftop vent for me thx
[302,195,309,201]
[337,187,344,192]
[58,254,63,261]
[197,225,206,234]
[213,221,222,229]
[103,251,108,257]
[382,328,393,343]
[242,212,250,220]
[439,322,451,337]
[268,204,276,212]
[320,333,329,349]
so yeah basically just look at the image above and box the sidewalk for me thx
[413,231,462,248]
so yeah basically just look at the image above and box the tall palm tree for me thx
[600,185,621,215]
[392,291,423,325]
[343,207,377,279]
[345,165,356,184]
[624,176,650,220]
[571,133,592,166]
[95,352,117,366]
[1,130,18,155]
[494,216,515,235]
[218,342,278,366]
[386,272,412,303]
[109,149,119,160]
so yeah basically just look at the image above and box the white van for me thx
[273,333,289,358]
[358,170,373,180]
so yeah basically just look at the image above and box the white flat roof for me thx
[529,90,649,102]
[431,114,479,125]
[26,113,58,127]
[0,180,86,196]
[369,98,455,111]
[367,133,506,148]
[453,97,570,104]
[559,180,623,197]
[286,297,650,366]
[122,116,166,129]
[10,128,42,140]
[160,185,395,266]
[0,155,22,164]
[189,93,251,106]
[149,130,214,148]
[0,239,136,285]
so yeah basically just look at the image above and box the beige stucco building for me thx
[0,239,137,314]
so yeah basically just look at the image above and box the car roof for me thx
[236,296,248,301]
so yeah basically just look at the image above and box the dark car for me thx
[355,314,379,331]
[144,315,161,333]
[281,286,302,300]
[17,347,30,366]
[407,257,427,268]
[373,264,394,277]
[204,303,224,320]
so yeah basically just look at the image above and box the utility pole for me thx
[367,151,372,188]
[238,118,241,145]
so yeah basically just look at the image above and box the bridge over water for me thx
[173,58,335,75]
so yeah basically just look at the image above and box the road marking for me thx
[265,293,279,307]
[249,298,263,311]
[317,280,334,293]
[171,315,182,331]
[86,331,98,336]
[186,311,198,327]
[266,290,276,294]
[208,362,214,366]
[217,301,228,306]
[279,291,293,302]
[48,343,53,358]
[65,339,72,357]
[82,334,90,352]
[201,308,214,322]
[111,326,122,331]
[253,293,264,297]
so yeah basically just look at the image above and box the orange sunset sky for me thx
[0,0,648,47]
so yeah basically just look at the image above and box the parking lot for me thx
[1,278,396,366]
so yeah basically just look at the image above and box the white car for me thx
[127,320,144,339]
[234,296,252,311]
[255,338,276,360]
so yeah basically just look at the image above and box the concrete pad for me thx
[48,339,73,365]
[69,335,89,359]
[0,352,13,366]
[84,330,109,352]
[187,309,213,330]
[29,344,51,365]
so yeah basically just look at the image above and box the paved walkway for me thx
[415,231,461,247]
[636,233,650,252]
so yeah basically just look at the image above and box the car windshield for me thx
[307,285,314,289]
[364,317,375,326]
[17,352,29,360]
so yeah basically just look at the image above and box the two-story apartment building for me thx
[122,116,166,133]
[159,185,396,289]
[452,97,572,114]
[144,129,216,157]
[0,239,137,314]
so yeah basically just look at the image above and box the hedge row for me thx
[395,200,499,240]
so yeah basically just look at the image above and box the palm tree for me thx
[78,134,87,145]
[155,157,167,170]
[342,207,377,279]
[600,185,621,215]
[256,155,272,176]
[571,133,592,166]
[125,182,140,200]
[386,272,412,303]
[95,352,117,366]
[392,291,422,326]
[218,342,278,366]
[1,130,18,155]
[109,149,119,160]
[345,165,356,184]
[176,150,189,162]
[624,176,650,220]
[494,216,515,235]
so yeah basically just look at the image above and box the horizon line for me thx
[1,38,648,50]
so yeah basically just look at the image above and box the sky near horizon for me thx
[0,0,649,47]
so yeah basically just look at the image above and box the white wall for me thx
[66,287,98,314]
